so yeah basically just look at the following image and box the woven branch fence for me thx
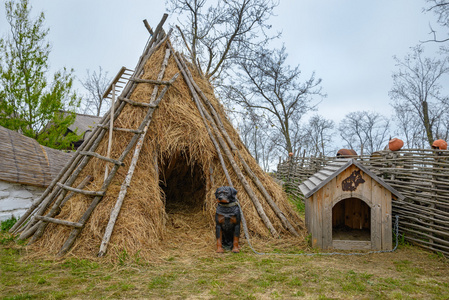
[276,149,449,257]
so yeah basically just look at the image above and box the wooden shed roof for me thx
[299,158,404,200]
[0,125,72,187]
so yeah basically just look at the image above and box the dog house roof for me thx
[299,158,404,200]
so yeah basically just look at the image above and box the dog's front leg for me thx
[232,235,239,253]
[216,227,224,253]
[215,214,225,253]
[231,216,240,253]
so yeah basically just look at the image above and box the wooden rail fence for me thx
[276,149,449,257]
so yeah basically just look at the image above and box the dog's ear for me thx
[230,187,237,201]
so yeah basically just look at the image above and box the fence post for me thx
[430,151,439,247]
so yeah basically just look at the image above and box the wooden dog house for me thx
[299,158,404,251]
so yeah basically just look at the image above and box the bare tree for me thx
[424,0,449,43]
[434,111,449,140]
[166,0,279,81]
[339,111,390,155]
[393,103,428,149]
[225,45,324,155]
[302,115,335,157]
[238,110,262,163]
[80,66,111,116]
[389,45,449,146]
[235,109,278,171]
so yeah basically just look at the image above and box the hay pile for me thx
[31,41,306,261]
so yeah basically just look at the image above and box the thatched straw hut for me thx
[11,16,305,260]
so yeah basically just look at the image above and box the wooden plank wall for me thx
[277,149,449,257]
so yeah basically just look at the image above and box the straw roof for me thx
[0,125,72,187]
[68,113,102,140]
[16,17,306,261]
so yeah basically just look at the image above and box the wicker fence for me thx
[276,149,449,257]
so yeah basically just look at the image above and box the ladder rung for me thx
[57,182,105,197]
[97,124,143,134]
[129,77,172,85]
[119,97,158,108]
[80,151,125,166]
[35,215,83,228]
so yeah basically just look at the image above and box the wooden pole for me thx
[143,19,154,35]
[104,83,116,182]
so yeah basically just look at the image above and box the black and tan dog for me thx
[215,186,241,253]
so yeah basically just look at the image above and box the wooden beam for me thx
[143,19,154,35]
[56,182,105,197]
[128,78,173,85]
[97,124,143,134]
[119,97,158,107]
[80,151,124,166]
[35,216,83,228]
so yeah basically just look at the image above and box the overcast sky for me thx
[0,0,445,125]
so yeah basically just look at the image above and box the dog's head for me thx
[215,186,237,204]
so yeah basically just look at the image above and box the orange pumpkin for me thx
[432,139,448,150]
[336,149,357,157]
[388,138,404,151]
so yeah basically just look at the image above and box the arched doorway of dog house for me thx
[159,150,206,214]
[332,197,371,242]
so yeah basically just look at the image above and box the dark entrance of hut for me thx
[332,197,371,242]
[159,151,206,214]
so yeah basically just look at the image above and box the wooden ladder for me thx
[102,67,134,101]
[14,28,176,256]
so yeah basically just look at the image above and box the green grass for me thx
[1,216,17,232]
[1,217,448,299]
[1,216,18,245]
[288,194,305,214]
